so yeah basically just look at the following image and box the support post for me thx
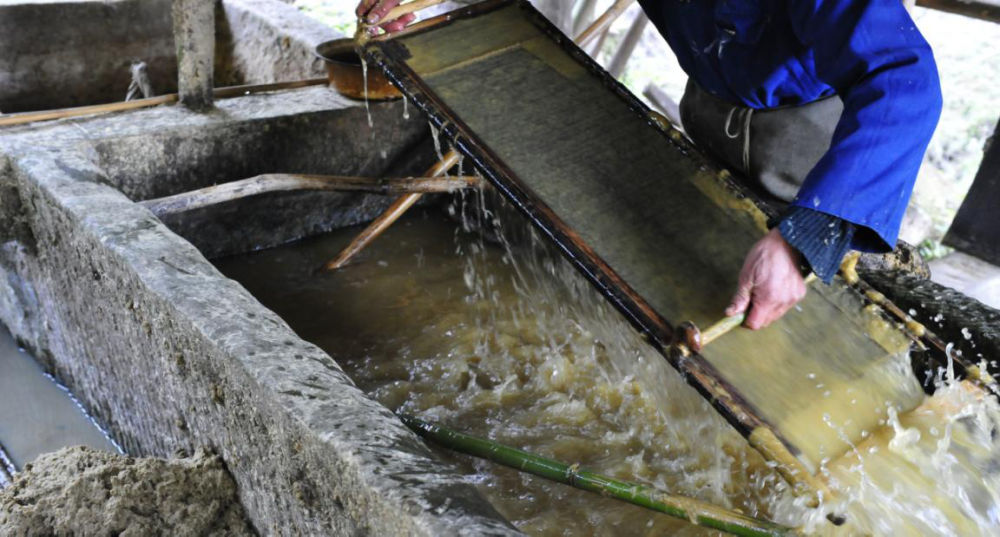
[172,0,216,111]
[607,11,648,78]
[944,118,1000,264]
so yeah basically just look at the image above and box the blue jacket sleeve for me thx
[786,0,942,253]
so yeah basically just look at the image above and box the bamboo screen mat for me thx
[365,0,924,478]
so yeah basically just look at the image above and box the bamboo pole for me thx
[0,78,328,128]
[400,414,799,537]
[575,0,635,48]
[140,173,482,217]
[322,150,463,270]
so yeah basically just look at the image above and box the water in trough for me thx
[0,327,119,475]
[215,196,1000,536]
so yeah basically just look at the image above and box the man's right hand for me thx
[356,0,417,35]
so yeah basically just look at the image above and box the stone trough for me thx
[0,0,520,534]
[3,0,1000,535]
[0,80,521,537]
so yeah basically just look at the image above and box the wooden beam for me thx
[916,0,1000,23]
[140,173,481,217]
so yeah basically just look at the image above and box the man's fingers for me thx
[380,12,416,33]
[367,0,402,23]
[743,302,770,330]
[357,0,378,18]
[726,274,753,317]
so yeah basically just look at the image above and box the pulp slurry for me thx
[216,200,1000,536]
[217,207,774,536]
[0,446,255,536]
[0,326,118,470]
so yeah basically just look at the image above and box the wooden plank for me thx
[364,0,924,496]
[916,0,1000,23]
[140,173,480,217]
[944,118,1000,264]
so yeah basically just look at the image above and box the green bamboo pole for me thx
[399,414,800,537]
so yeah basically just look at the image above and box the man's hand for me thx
[726,228,808,330]
[356,0,417,35]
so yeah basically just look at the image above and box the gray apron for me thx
[678,79,844,203]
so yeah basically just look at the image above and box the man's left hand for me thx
[725,228,808,329]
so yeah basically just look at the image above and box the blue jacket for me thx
[638,0,943,253]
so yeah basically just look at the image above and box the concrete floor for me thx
[930,251,1000,310]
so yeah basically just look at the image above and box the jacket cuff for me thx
[776,207,855,283]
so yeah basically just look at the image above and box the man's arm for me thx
[728,0,942,329]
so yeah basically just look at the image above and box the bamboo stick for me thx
[140,173,482,217]
[321,150,463,270]
[575,0,635,48]
[0,78,328,128]
[399,414,799,537]
[676,274,819,355]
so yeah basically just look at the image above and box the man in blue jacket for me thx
[359,0,942,330]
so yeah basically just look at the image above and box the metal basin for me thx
[315,38,402,101]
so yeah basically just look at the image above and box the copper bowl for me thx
[315,38,402,101]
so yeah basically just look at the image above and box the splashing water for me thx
[215,189,1000,536]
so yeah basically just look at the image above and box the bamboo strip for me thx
[400,414,800,537]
